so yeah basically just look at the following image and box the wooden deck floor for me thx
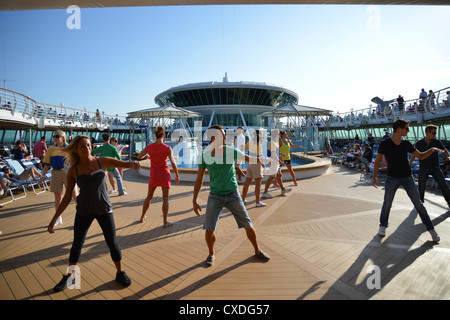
[1,163,450,301]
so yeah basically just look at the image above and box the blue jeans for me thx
[112,168,125,195]
[418,166,450,206]
[380,175,434,230]
[204,189,253,231]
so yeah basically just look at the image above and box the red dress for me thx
[146,143,172,188]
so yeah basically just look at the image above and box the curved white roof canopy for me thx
[127,103,202,119]
[259,102,332,117]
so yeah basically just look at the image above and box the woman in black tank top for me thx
[47,135,140,292]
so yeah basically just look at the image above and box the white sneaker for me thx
[243,200,248,205]
[109,190,117,194]
[256,202,266,207]
[429,229,440,242]
[55,216,63,226]
[281,188,292,195]
[378,226,386,237]
[261,192,273,199]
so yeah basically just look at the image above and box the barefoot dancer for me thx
[138,126,179,227]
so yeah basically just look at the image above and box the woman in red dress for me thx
[138,126,179,227]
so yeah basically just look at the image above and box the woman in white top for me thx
[241,130,266,207]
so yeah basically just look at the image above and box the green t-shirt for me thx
[199,145,244,195]
[92,143,120,172]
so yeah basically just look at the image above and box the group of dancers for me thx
[48,125,299,293]
[36,119,450,293]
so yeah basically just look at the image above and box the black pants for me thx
[69,212,122,263]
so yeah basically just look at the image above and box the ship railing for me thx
[0,87,130,128]
[330,86,450,125]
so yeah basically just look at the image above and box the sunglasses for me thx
[53,135,61,138]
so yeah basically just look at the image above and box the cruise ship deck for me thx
[1,160,449,301]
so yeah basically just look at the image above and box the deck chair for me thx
[0,169,28,204]
[4,159,46,195]
[2,147,13,159]
[21,159,51,191]
[362,161,387,184]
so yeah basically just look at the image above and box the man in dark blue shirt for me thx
[373,119,443,242]
[409,124,450,207]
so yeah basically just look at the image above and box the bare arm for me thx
[372,153,383,188]
[137,149,148,160]
[193,167,205,216]
[99,157,140,171]
[168,148,180,184]
[39,163,51,183]
[289,140,304,149]
[409,154,416,166]
[412,147,443,161]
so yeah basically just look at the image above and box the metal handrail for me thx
[330,86,450,125]
[0,87,129,128]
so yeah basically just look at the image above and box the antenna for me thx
[1,78,17,89]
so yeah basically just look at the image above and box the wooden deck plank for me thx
[1,165,450,300]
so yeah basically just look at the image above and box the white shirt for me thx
[235,133,245,152]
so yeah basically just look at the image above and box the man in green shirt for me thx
[193,125,270,267]
[92,133,126,196]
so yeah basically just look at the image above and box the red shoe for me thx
[274,183,280,187]
[294,181,298,186]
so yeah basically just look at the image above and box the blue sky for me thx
[1,5,449,117]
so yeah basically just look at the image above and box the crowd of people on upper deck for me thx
[1,99,125,126]
[332,88,450,123]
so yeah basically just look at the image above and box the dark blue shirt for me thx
[378,138,416,178]
[414,138,445,168]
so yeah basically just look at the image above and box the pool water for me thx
[164,140,310,169]
[169,156,309,169]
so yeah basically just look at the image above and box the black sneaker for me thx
[53,274,75,292]
[115,271,132,287]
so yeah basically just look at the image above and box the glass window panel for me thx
[235,88,243,104]
[260,90,272,106]
[200,89,206,105]
[218,88,226,104]
[188,90,199,106]
[254,89,265,105]
[241,88,250,105]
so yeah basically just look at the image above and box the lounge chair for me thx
[0,168,28,204]
[4,159,46,195]
[21,159,51,191]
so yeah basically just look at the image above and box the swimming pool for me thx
[169,156,310,169]
[165,140,310,168]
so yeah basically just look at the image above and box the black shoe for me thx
[53,274,75,292]
[115,271,131,287]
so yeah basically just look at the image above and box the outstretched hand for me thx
[131,161,140,171]
[47,222,55,234]
[193,201,202,216]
